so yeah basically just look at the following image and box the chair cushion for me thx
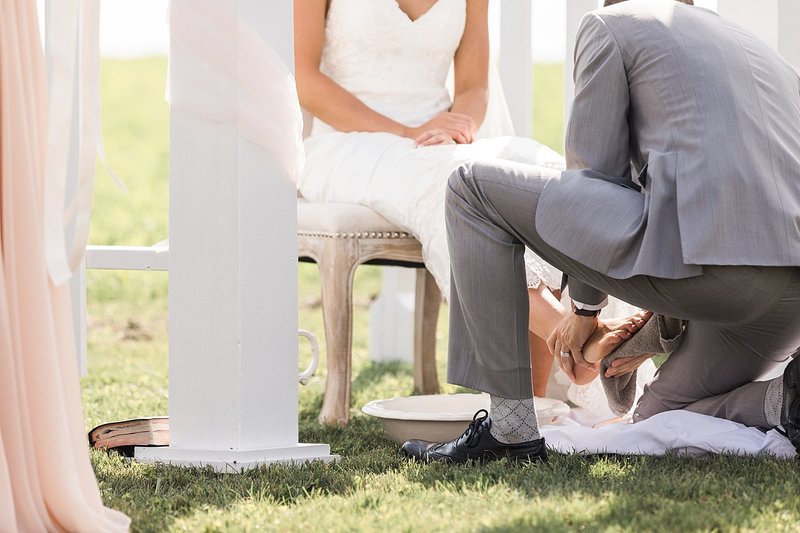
[297,201,413,239]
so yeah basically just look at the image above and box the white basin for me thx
[362,393,570,444]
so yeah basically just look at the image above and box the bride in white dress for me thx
[295,0,654,414]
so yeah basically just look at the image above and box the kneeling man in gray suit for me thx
[402,0,800,463]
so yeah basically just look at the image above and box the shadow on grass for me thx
[92,451,363,532]
[401,452,800,531]
[92,406,800,533]
[92,433,410,532]
[350,360,413,394]
[91,404,408,531]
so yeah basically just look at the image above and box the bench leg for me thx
[413,268,440,394]
[317,244,359,426]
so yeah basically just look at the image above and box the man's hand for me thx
[605,353,655,378]
[547,313,598,381]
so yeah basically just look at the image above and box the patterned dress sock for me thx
[488,396,541,444]
[764,377,785,428]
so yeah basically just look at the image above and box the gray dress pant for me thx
[446,160,800,427]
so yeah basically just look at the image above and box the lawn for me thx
[84,58,800,532]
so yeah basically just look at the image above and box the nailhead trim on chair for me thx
[297,230,414,239]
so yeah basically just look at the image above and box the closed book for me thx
[88,416,169,457]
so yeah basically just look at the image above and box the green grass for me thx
[83,58,800,532]
[532,63,565,154]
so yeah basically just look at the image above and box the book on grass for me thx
[88,417,169,457]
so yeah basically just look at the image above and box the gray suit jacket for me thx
[536,0,800,305]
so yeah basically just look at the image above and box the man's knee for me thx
[446,163,481,215]
[632,390,673,422]
[447,162,475,195]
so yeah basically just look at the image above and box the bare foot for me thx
[582,310,653,365]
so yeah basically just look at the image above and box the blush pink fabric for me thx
[0,1,130,531]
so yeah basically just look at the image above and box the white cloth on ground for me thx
[541,409,796,458]
[541,360,795,458]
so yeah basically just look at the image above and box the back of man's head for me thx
[604,0,693,6]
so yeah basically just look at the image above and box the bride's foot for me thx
[582,310,653,365]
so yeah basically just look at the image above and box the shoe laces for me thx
[457,409,489,448]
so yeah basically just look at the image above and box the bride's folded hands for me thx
[414,128,456,146]
[405,111,477,144]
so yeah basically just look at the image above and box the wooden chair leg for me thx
[317,241,359,426]
[413,268,441,394]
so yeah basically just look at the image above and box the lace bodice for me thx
[311,0,466,136]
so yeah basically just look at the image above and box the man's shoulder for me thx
[587,0,715,35]
[578,0,722,54]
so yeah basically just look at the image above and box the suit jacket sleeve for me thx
[564,13,631,306]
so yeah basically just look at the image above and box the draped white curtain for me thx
[43,0,103,285]
[0,0,129,530]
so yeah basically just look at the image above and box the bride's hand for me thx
[407,112,477,144]
[414,129,456,147]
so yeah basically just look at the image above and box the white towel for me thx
[541,409,796,458]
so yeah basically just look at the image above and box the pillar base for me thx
[134,443,338,473]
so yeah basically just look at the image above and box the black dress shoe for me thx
[780,356,800,453]
[401,409,547,464]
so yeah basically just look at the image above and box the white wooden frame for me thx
[72,0,799,469]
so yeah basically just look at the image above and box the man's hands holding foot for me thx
[548,310,654,382]
[547,313,599,381]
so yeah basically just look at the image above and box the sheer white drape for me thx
[446,60,516,140]
[477,62,516,139]
[43,0,102,285]
[169,0,305,184]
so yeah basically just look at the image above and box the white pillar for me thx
[370,268,416,363]
[70,265,87,376]
[778,0,800,74]
[135,0,335,471]
[716,0,779,51]
[716,1,800,73]
[564,0,598,127]
[499,0,532,138]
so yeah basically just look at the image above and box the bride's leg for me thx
[526,285,652,384]
[528,285,599,386]
[527,286,564,396]
[530,332,553,396]
[527,285,564,340]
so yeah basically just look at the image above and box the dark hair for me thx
[604,0,693,5]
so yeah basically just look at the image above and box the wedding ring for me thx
[560,351,571,358]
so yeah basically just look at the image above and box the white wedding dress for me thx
[299,0,568,294]
[298,0,650,416]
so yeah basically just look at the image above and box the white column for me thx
[136,0,335,471]
[778,0,800,74]
[564,0,598,127]
[370,268,416,363]
[499,0,532,138]
[716,1,800,72]
[717,1,779,50]
[70,266,87,375]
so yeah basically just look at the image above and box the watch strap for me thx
[573,306,601,317]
